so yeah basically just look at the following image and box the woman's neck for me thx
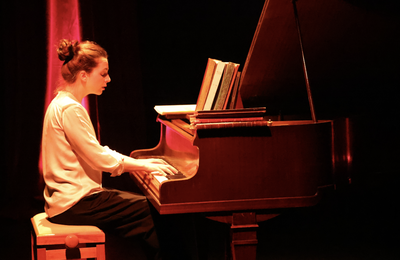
[64,83,87,103]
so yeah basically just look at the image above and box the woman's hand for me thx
[123,157,178,176]
[138,158,178,176]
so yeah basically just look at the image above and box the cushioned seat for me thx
[31,212,105,260]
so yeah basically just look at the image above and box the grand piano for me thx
[127,0,391,259]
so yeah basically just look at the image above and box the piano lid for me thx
[239,0,400,119]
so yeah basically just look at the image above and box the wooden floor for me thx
[1,175,398,260]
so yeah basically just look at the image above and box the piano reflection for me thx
[129,0,354,259]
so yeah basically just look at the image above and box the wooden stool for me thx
[31,212,105,260]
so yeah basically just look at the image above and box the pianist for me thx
[41,39,177,258]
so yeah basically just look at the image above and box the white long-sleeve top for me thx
[42,91,125,218]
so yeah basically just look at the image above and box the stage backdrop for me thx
[1,0,398,219]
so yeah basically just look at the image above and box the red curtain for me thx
[45,0,88,108]
[39,0,88,175]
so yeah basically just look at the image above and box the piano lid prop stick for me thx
[292,0,317,123]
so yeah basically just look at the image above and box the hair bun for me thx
[57,39,77,63]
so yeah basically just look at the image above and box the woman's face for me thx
[86,57,111,95]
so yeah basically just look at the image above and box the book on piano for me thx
[196,58,220,111]
[213,62,240,110]
[155,58,253,126]
[197,58,241,111]
[189,107,265,125]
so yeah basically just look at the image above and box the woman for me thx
[41,39,177,257]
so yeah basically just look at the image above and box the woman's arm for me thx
[61,103,178,176]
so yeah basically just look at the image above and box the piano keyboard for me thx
[148,172,186,186]
[151,158,186,180]
[132,158,187,190]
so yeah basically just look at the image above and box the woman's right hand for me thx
[123,157,178,176]
[138,158,178,176]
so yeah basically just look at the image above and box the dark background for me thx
[1,0,399,259]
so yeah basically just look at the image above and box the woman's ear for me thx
[79,71,88,82]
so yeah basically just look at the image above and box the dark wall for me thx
[1,0,47,214]
[1,0,398,217]
[81,0,265,154]
[0,0,265,215]
[79,0,399,192]
[79,0,265,189]
[1,1,398,259]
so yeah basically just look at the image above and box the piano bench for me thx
[31,212,105,260]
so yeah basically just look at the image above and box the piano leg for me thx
[207,212,279,260]
[230,212,258,260]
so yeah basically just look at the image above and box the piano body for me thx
[130,118,333,215]
[127,0,379,258]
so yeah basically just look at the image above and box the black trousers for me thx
[49,189,159,251]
